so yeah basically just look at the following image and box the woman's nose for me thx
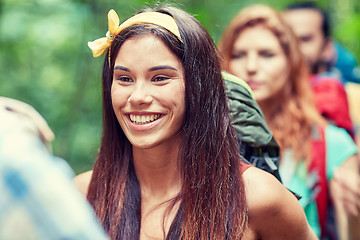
[127,83,153,105]
[246,54,258,74]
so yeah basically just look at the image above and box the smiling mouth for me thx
[129,114,162,124]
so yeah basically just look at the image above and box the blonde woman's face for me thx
[229,26,289,102]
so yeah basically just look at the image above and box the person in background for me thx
[0,97,108,240]
[283,1,357,140]
[284,1,360,85]
[74,5,317,240]
[218,4,360,240]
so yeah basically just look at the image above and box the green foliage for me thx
[1,0,359,174]
[334,13,360,59]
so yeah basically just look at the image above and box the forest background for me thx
[1,0,359,173]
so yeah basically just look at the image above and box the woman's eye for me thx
[152,76,170,82]
[231,52,246,59]
[117,76,133,82]
[260,52,275,58]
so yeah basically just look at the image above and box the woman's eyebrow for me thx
[114,66,130,72]
[149,65,177,71]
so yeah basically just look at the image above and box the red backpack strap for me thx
[311,75,354,139]
[309,125,327,238]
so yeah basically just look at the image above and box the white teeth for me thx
[130,115,135,122]
[129,114,161,124]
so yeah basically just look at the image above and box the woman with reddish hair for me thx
[218,4,359,240]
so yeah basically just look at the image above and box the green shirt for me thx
[279,124,358,237]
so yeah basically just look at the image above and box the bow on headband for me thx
[88,9,183,58]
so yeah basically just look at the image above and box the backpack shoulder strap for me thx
[309,125,327,238]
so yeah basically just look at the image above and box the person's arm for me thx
[349,213,360,240]
[73,170,93,196]
[330,154,360,240]
[244,167,318,240]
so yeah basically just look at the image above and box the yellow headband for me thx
[88,9,183,58]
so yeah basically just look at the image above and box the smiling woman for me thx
[111,35,185,149]
[73,4,317,240]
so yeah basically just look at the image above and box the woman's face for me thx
[229,25,289,102]
[111,34,186,149]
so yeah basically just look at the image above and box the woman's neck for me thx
[132,140,183,240]
[132,140,182,202]
[258,97,279,120]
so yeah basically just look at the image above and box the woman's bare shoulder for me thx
[243,167,290,210]
[73,170,93,196]
[242,167,317,240]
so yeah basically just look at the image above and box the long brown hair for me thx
[88,5,247,239]
[218,4,326,162]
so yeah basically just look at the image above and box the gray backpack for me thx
[223,71,282,182]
